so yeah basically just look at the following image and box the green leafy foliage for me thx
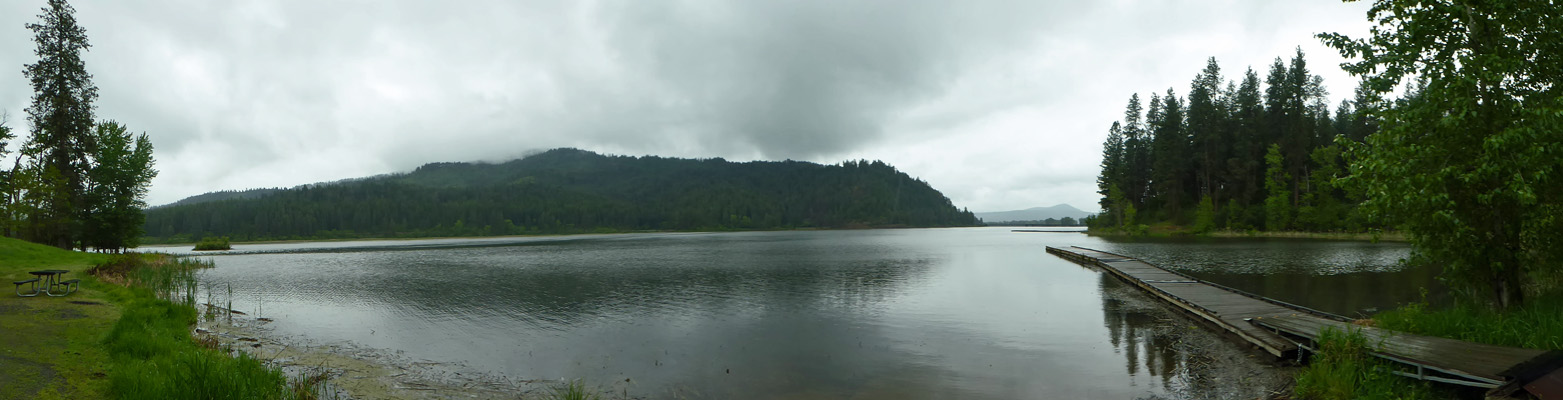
[1263,144,1292,231]
[1320,0,1563,309]
[8,1,155,253]
[193,236,231,251]
[1191,195,1216,233]
[143,149,979,242]
[94,256,317,400]
[83,121,157,252]
[1375,292,1563,351]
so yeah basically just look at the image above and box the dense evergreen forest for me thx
[1091,49,1383,234]
[142,148,979,242]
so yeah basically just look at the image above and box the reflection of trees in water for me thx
[1097,273,1293,400]
[1099,274,1182,387]
[298,243,941,325]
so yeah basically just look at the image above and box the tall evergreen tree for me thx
[22,0,98,249]
[1186,57,1226,203]
[1120,94,1149,214]
[1228,68,1266,217]
[1096,121,1125,221]
[1283,48,1322,204]
[1150,89,1187,222]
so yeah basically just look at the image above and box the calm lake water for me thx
[151,227,1421,399]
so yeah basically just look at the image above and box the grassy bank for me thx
[1374,293,1563,350]
[0,238,315,399]
[1293,328,1442,399]
[1087,224,1406,242]
[91,254,315,400]
[1294,292,1563,399]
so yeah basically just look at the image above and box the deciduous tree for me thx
[1321,0,1563,309]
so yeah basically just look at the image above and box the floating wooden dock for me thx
[1046,245,1563,395]
[1047,245,1330,357]
[1252,315,1554,390]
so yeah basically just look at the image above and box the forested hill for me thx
[142,148,979,242]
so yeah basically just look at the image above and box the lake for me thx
[154,227,1422,399]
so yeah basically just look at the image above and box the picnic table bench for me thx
[14,270,76,297]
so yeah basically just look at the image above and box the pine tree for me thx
[1229,68,1266,222]
[1187,57,1227,204]
[1263,144,1291,231]
[1096,122,1126,222]
[22,0,98,249]
[1120,94,1149,214]
[1150,89,1187,222]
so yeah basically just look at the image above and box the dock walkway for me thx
[1046,245,1562,394]
[1046,245,1322,357]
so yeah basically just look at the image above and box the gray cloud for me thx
[0,1,1373,211]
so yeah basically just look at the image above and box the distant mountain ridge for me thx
[144,148,979,242]
[155,188,281,208]
[975,204,1091,223]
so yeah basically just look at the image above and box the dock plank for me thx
[1252,315,1547,386]
[1047,245,1559,394]
[1047,245,1302,357]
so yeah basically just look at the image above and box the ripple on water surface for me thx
[185,229,1411,399]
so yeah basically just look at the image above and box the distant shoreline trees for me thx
[2,0,156,252]
[141,149,978,243]
[1092,50,1380,234]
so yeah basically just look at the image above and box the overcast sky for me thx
[0,1,1375,212]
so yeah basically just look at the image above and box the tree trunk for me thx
[1495,262,1525,311]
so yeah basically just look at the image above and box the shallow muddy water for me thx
[146,227,1418,399]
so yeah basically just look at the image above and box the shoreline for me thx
[137,225,988,248]
[194,308,560,399]
[1087,228,1408,242]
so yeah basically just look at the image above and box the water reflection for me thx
[1096,267,1295,400]
[186,228,1406,399]
[1097,237,1433,316]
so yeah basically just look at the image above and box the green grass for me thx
[101,288,294,399]
[1,237,319,399]
[1374,292,1563,350]
[1293,327,1440,400]
[548,379,602,400]
[0,237,114,399]
[93,255,323,400]
[1296,291,1563,398]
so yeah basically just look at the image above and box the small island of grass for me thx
[193,236,232,251]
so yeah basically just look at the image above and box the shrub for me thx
[193,236,232,251]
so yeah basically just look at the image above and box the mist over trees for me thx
[2,0,157,252]
[142,149,979,242]
[1092,50,1381,234]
